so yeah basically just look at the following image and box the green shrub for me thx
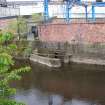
[0,32,31,105]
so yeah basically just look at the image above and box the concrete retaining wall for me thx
[36,41,105,59]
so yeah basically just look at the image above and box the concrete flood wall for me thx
[36,41,105,59]
[35,41,105,66]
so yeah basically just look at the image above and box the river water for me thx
[11,61,105,105]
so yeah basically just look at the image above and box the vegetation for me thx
[6,16,27,40]
[6,14,43,40]
[31,13,43,23]
[16,41,33,58]
[0,32,31,105]
[4,13,43,41]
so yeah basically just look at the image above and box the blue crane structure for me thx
[44,0,105,22]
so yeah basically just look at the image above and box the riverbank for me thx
[13,41,105,67]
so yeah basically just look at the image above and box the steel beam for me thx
[85,5,88,20]
[93,2,105,7]
[44,0,49,21]
[66,1,70,22]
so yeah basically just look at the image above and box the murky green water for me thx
[11,61,105,105]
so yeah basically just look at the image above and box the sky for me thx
[7,0,35,1]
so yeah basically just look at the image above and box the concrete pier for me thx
[30,54,61,68]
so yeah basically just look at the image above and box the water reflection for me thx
[14,89,100,105]
[11,61,105,105]
[13,89,48,105]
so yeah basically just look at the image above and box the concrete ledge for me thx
[70,57,105,66]
[30,54,61,68]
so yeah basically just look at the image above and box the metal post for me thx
[92,5,95,21]
[66,1,70,22]
[44,0,49,21]
[85,5,88,21]
[17,16,20,40]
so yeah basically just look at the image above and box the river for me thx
[11,60,105,105]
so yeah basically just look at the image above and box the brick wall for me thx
[0,18,16,30]
[38,21,105,44]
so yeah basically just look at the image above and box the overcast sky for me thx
[7,0,35,1]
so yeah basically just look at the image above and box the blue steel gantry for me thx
[44,0,49,21]
[44,0,105,22]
